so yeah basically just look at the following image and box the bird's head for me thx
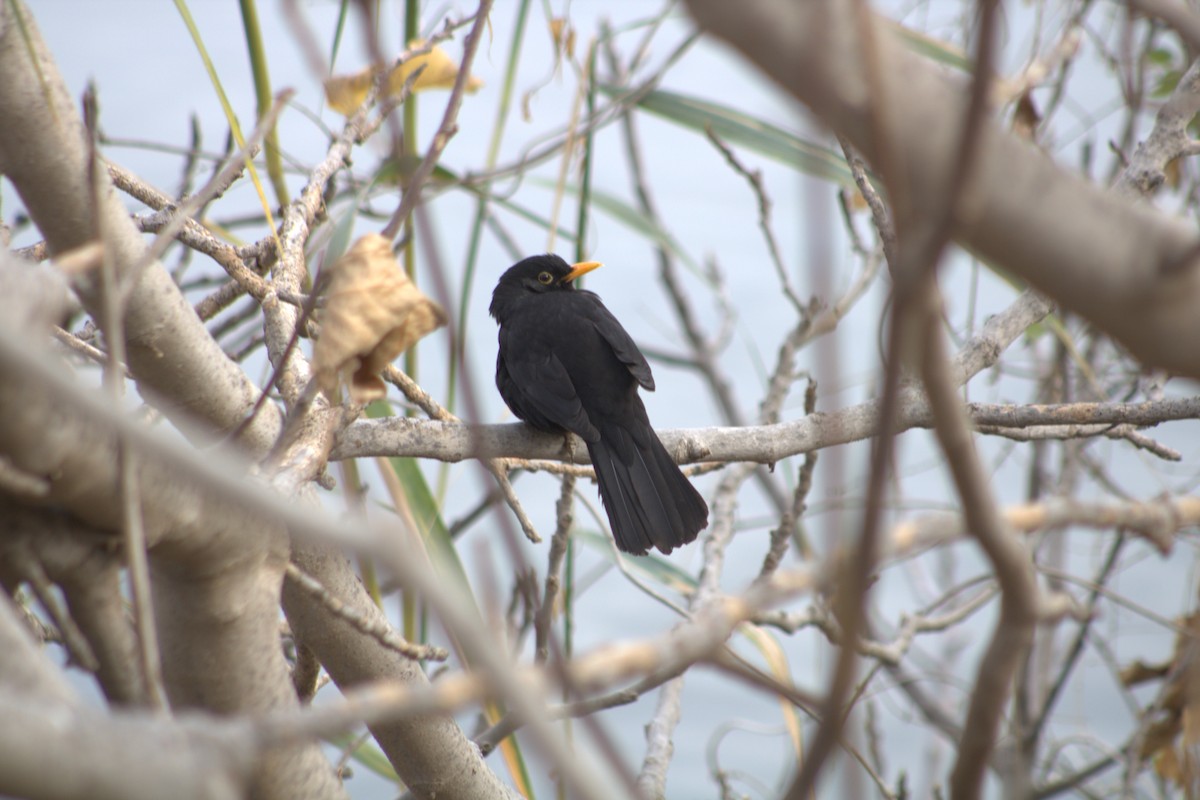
[489,254,601,321]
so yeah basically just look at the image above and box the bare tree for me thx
[2,1,1200,798]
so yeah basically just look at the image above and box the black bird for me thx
[490,254,709,555]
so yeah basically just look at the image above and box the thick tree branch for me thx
[281,548,521,800]
[0,595,253,800]
[332,394,1200,465]
[919,293,1039,800]
[0,0,282,450]
[681,0,1200,380]
[336,288,1058,464]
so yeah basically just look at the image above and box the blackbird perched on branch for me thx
[489,254,709,555]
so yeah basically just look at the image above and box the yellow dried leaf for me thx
[313,234,447,402]
[1166,156,1182,190]
[549,18,575,59]
[323,69,374,116]
[1186,705,1200,746]
[390,40,483,96]
[1011,91,1041,140]
[1121,659,1171,687]
[323,42,483,117]
[738,624,804,759]
[845,188,869,213]
[1141,715,1183,760]
[1155,746,1183,784]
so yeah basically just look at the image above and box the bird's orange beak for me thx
[564,261,602,283]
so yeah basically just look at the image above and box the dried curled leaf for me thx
[1122,612,1200,791]
[324,41,484,116]
[323,70,373,116]
[1010,91,1041,141]
[313,234,446,402]
[1121,659,1172,687]
[548,18,575,59]
[1154,744,1183,784]
[391,40,484,95]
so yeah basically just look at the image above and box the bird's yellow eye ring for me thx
[537,271,554,285]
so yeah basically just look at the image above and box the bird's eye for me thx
[537,271,554,285]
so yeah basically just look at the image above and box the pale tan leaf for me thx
[323,43,483,117]
[1166,156,1183,190]
[1121,659,1171,687]
[549,18,575,60]
[323,69,373,116]
[1155,746,1183,785]
[1011,91,1041,140]
[738,623,804,759]
[389,41,484,96]
[1141,715,1183,761]
[1186,705,1200,746]
[313,233,447,402]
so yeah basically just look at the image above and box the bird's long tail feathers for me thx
[588,425,708,555]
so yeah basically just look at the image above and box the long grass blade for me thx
[604,85,855,186]
[174,0,284,259]
[238,0,290,207]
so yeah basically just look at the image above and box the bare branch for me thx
[681,0,1200,381]
[284,563,447,662]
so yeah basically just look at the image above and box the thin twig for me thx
[638,309,818,794]
[888,495,1196,559]
[759,377,820,577]
[383,363,545,544]
[284,563,447,662]
[609,56,786,518]
[920,288,1039,800]
[113,165,274,301]
[123,89,294,307]
[10,546,98,672]
[380,0,495,240]
[484,461,541,544]
[84,85,170,713]
[1022,534,1126,755]
[704,125,805,313]
[535,448,576,664]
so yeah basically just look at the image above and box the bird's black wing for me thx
[498,325,600,441]
[584,295,655,391]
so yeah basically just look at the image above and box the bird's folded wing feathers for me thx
[589,308,655,391]
[502,345,599,441]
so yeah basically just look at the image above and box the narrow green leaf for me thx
[604,86,855,186]
[367,397,537,798]
[328,0,352,74]
[574,529,697,595]
[371,157,577,243]
[1147,47,1177,67]
[447,0,535,433]
[1154,69,1183,99]
[884,19,973,71]
[575,42,599,262]
[174,0,284,257]
[366,401,474,602]
[238,0,289,207]
[529,177,697,270]
[322,187,366,269]
[326,732,401,782]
